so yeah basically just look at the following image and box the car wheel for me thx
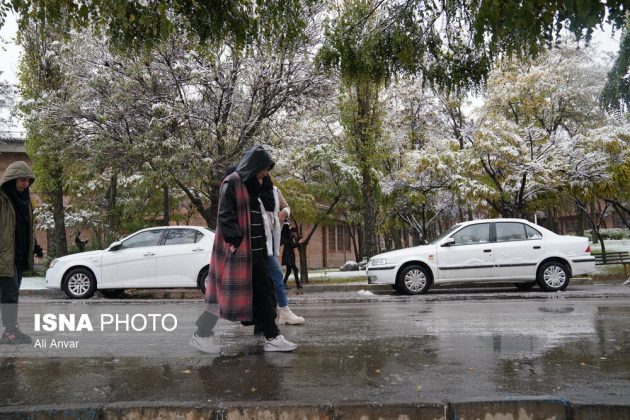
[514,281,536,291]
[62,268,96,299]
[197,266,209,295]
[99,289,125,298]
[396,264,431,295]
[537,261,570,291]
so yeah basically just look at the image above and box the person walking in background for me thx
[282,224,302,289]
[260,175,305,326]
[0,161,37,344]
[190,145,297,353]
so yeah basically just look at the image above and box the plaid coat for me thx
[205,171,253,321]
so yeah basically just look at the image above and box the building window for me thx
[328,225,336,252]
[328,224,351,253]
[337,224,345,252]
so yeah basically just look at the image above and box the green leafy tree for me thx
[17,20,71,256]
[1,0,313,52]
[458,42,610,218]
[601,22,630,113]
[24,4,327,233]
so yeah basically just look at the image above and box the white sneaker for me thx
[278,306,305,325]
[189,333,220,354]
[264,335,297,352]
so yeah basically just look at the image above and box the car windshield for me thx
[428,224,461,245]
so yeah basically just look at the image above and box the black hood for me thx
[235,145,275,182]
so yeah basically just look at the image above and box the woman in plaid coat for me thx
[190,145,298,353]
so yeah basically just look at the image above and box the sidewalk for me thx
[19,275,608,301]
[21,269,367,291]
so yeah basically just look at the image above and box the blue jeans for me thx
[267,255,288,308]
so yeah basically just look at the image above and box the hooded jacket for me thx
[0,161,36,277]
[206,146,275,321]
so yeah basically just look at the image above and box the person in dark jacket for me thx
[281,224,302,289]
[0,161,36,344]
[190,145,297,353]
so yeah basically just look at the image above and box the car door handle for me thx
[192,248,205,252]
[144,252,156,257]
[533,246,541,249]
[483,249,492,253]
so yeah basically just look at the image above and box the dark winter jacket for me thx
[0,161,36,277]
[281,223,299,266]
[205,146,274,321]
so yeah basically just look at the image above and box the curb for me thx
[19,277,599,299]
[1,400,629,419]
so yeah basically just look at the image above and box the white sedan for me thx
[45,226,214,299]
[366,218,595,294]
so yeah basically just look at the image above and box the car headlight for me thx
[49,258,59,269]
[370,258,388,266]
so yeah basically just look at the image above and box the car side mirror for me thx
[441,237,455,247]
[108,241,123,251]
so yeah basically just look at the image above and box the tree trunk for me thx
[91,223,103,250]
[347,223,360,262]
[590,201,599,243]
[608,200,630,229]
[297,243,309,284]
[342,77,379,258]
[361,168,378,257]
[51,176,68,257]
[357,225,364,261]
[576,203,585,236]
[392,228,402,250]
[162,185,170,225]
[105,174,119,246]
[177,180,215,228]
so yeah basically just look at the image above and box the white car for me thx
[366,218,595,294]
[45,226,214,299]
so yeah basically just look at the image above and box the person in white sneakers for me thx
[259,175,305,326]
[191,145,297,353]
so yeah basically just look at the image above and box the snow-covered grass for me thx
[589,239,630,253]
[302,269,367,285]
[589,240,630,281]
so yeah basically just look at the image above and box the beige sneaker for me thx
[278,306,305,325]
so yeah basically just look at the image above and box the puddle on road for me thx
[1,299,629,406]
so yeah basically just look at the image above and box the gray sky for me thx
[0,13,19,85]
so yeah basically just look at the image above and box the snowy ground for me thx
[590,239,630,253]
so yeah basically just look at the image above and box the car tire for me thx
[514,281,536,291]
[62,268,96,299]
[99,289,125,298]
[396,264,431,295]
[537,261,570,292]
[197,266,209,295]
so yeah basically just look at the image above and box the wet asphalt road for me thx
[1,286,629,407]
